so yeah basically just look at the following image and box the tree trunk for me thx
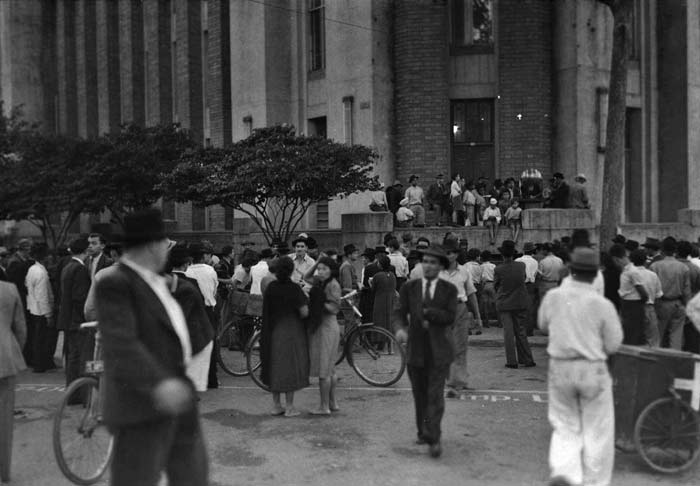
[599,0,632,249]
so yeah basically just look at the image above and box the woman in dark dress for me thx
[370,255,397,331]
[260,257,310,417]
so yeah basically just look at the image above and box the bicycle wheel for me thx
[53,377,114,485]
[347,326,406,387]
[634,397,700,473]
[246,332,269,391]
[216,320,249,377]
[335,325,347,366]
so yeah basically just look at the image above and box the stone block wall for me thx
[207,0,232,147]
[497,0,553,178]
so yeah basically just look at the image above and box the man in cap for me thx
[495,241,535,368]
[427,173,450,226]
[95,209,208,485]
[650,237,691,349]
[57,238,91,387]
[569,174,590,209]
[539,247,623,486]
[405,175,426,227]
[394,246,457,458]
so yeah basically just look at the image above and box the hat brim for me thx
[569,262,599,272]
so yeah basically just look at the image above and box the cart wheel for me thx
[634,397,700,474]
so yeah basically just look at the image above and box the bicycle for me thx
[216,313,258,377]
[53,321,114,485]
[246,290,406,390]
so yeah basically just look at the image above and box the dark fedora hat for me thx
[123,209,167,248]
[361,247,376,259]
[624,239,640,252]
[641,237,661,250]
[569,247,600,272]
[374,245,388,254]
[422,245,449,267]
[407,249,423,260]
[611,234,627,245]
[522,242,536,253]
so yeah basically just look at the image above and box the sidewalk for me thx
[470,325,548,348]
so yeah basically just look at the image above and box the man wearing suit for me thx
[95,209,207,486]
[0,280,27,483]
[6,239,33,365]
[87,233,113,281]
[495,240,535,369]
[57,238,91,387]
[394,246,457,458]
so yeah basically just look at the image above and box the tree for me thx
[598,0,633,248]
[161,125,380,244]
[93,123,198,227]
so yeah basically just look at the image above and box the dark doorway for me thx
[450,99,495,184]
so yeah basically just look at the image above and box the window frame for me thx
[449,0,495,55]
[308,0,326,74]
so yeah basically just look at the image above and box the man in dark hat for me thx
[495,241,535,369]
[95,209,208,485]
[642,237,662,266]
[611,234,626,246]
[650,237,691,349]
[394,245,456,458]
[539,247,622,486]
[624,239,639,254]
[547,172,570,209]
[57,238,91,387]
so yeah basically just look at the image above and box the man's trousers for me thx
[620,300,645,345]
[499,309,534,366]
[64,329,86,387]
[30,315,53,371]
[548,359,614,486]
[446,303,470,391]
[655,299,686,349]
[110,407,208,486]
[644,304,660,347]
[407,364,450,445]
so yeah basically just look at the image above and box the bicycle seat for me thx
[80,321,99,330]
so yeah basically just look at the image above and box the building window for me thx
[243,115,253,137]
[170,0,178,123]
[162,200,177,221]
[224,206,234,230]
[342,96,353,144]
[308,116,327,138]
[628,0,641,61]
[451,0,494,50]
[192,204,206,231]
[450,99,495,182]
[309,0,325,72]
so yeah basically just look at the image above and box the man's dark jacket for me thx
[494,261,529,311]
[393,278,457,367]
[96,264,193,427]
[57,259,90,331]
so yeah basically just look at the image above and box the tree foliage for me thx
[161,125,380,243]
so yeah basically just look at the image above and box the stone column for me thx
[686,0,700,211]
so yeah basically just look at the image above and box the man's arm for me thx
[601,300,624,355]
[72,266,91,323]
[96,274,174,397]
[682,268,692,305]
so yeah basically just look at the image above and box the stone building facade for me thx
[2,0,700,239]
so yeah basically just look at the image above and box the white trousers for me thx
[548,359,614,486]
[186,341,213,392]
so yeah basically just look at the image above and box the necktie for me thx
[424,279,433,302]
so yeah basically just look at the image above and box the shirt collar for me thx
[72,256,85,266]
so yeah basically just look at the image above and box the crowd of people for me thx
[3,206,700,485]
[376,172,590,245]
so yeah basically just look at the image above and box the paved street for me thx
[9,345,700,486]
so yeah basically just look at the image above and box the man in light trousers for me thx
[539,248,623,486]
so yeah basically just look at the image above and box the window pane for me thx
[452,102,466,143]
[452,0,466,46]
[192,205,206,231]
[309,1,325,71]
[472,0,493,45]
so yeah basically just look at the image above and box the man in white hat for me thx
[395,198,415,227]
[569,173,590,209]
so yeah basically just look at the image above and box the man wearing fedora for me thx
[569,174,590,209]
[495,241,535,368]
[539,248,623,486]
[95,209,208,486]
[394,246,457,458]
[642,237,663,267]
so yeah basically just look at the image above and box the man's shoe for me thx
[548,476,572,486]
[415,436,427,445]
[505,364,518,369]
[429,442,442,458]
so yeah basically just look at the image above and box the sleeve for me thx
[72,266,91,323]
[339,265,353,294]
[96,274,173,396]
[11,285,27,348]
[464,270,477,296]
[682,267,692,303]
[84,280,98,322]
[600,300,624,355]
[654,274,664,299]
[686,292,700,331]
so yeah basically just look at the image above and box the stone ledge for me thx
[521,209,596,230]
[678,208,700,227]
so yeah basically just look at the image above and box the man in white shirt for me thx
[516,242,539,336]
[289,237,316,291]
[186,242,220,389]
[387,239,409,288]
[250,248,274,296]
[539,248,623,486]
[625,249,663,347]
[537,243,564,298]
[25,243,54,372]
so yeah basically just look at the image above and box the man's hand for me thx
[395,329,408,345]
[153,378,193,416]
